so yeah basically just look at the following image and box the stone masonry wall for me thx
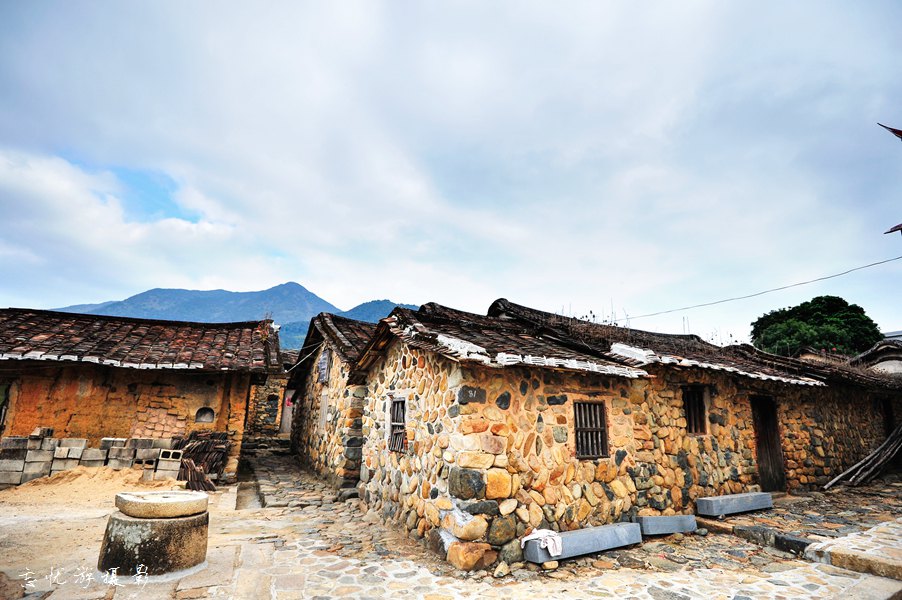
[292,344,364,489]
[357,340,896,570]
[247,372,287,435]
[3,362,252,482]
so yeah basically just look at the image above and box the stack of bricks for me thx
[0,429,183,488]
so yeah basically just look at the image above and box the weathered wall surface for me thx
[2,362,251,481]
[291,345,364,488]
[356,340,896,569]
[247,372,286,435]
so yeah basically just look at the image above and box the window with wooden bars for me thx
[388,398,407,453]
[574,401,608,459]
[682,386,707,435]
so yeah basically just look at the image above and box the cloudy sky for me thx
[1,2,900,342]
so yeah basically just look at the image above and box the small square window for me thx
[574,401,608,459]
[389,398,407,453]
[683,386,707,435]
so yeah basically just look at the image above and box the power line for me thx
[613,254,902,323]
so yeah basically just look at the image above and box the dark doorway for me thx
[751,395,786,492]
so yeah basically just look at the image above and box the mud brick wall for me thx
[356,339,899,569]
[247,372,287,435]
[2,361,251,482]
[292,345,364,489]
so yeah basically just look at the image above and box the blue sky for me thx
[0,2,900,342]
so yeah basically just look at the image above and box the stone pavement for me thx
[27,447,902,599]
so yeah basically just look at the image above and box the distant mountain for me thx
[55,282,339,325]
[278,299,418,349]
[55,284,416,350]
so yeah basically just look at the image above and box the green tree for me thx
[750,295,882,356]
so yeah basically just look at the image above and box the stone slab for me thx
[696,492,772,517]
[523,522,642,563]
[636,515,698,535]
[0,471,22,484]
[26,449,54,462]
[108,447,136,459]
[0,459,25,472]
[23,461,51,474]
[126,437,155,449]
[100,437,127,449]
[0,448,27,460]
[136,448,162,460]
[51,458,80,471]
[107,458,134,470]
[1,436,28,449]
[157,458,182,471]
[59,438,88,448]
[80,448,108,461]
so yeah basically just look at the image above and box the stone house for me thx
[328,299,901,569]
[288,313,376,490]
[0,308,283,481]
[852,340,902,376]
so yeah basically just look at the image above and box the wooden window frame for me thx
[682,385,708,435]
[574,401,608,459]
[388,397,407,453]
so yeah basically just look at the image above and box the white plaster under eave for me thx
[609,343,824,387]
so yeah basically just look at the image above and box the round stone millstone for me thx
[115,491,208,519]
[98,511,209,576]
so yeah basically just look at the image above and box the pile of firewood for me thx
[824,422,902,489]
[179,458,216,492]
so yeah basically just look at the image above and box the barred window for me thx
[574,401,608,459]
[389,398,407,453]
[683,386,707,435]
[317,348,331,383]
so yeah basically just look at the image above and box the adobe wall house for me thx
[288,313,375,490]
[0,308,282,482]
[343,300,901,569]
[852,340,902,376]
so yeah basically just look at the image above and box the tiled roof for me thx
[489,299,900,389]
[851,340,902,367]
[309,313,377,364]
[352,302,648,383]
[0,308,280,373]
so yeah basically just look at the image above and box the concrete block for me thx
[26,449,54,462]
[26,438,42,450]
[0,448,27,460]
[54,446,69,459]
[1,436,28,449]
[108,447,136,460]
[636,515,698,535]
[21,471,47,483]
[66,447,84,460]
[59,438,88,449]
[156,458,182,471]
[136,448,162,460]
[30,427,54,437]
[523,522,642,563]
[154,469,180,481]
[141,469,155,482]
[126,438,154,449]
[100,438,127,450]
[152,438,175,449]
[51,458,80,471]
[79,460,105,468]
[80,448,108,461]
[0,471,22,485]
[134,458,157,469]
[160,449,183,460]
[107,458,134,470]
[24,461,51,474]
[0,459,25,472]
[40,438,59,451]
[696,492,773,517]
